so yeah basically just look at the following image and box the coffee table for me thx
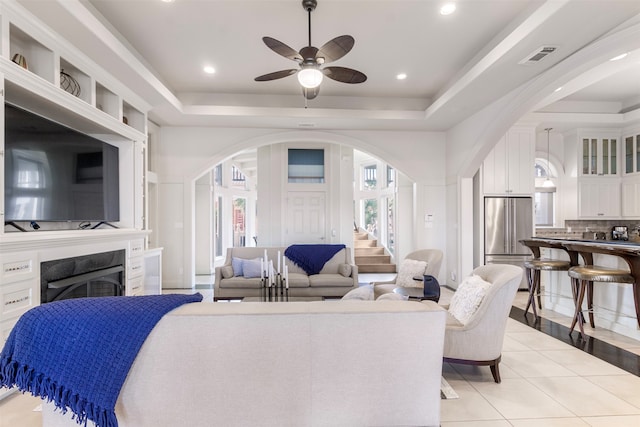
[393,286,439,302]
[242,296,323,302]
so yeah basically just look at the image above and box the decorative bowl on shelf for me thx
[11,53,28,69]
[60,69,81,97]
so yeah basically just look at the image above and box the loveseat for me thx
[214,246,358,300]
[43,300,446,427]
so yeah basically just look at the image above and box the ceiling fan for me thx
[254,0,367,100]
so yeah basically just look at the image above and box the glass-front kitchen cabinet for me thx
[624,130,640,175]
[621,128,640,218]
[580,133,619,176]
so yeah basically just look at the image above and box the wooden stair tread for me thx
[355,247,385,255]
[353,230,394,273]
[357,264,397,273]
[355,255,391,264]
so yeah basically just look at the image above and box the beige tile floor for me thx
[1,285,639,427]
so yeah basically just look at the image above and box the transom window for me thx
[288,149,325,183]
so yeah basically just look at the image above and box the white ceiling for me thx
[16,0,640,131]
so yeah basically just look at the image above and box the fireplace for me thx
[40,250,126,303]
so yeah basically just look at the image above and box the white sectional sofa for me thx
[214,246,358,300]
[43,300,447,427]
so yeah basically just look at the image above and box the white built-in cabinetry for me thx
[127,238,146,296]
[623,131,640,175]
[575,130,622,218]
[622,177,640,218]
[578,177,621,218]
[621,129,640,218]
[0,3,163,380]
[0,250,39,399]
[483,126,535,195]
[0,1,149,232]
[579,134,618,176]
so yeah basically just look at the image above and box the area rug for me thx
[440,377,459,399]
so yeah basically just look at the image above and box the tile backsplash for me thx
[536,220,640,240]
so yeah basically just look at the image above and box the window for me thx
[386,165,395,188]
[214,196,222,257]
[232,197,246,247]
[385,197,395,254]
[534,159,556,227]
[214,164,222,186]
[363,165,377,190]
[534,190,554,226]
[288,149,325,183]
[231,165,246,189]
[363,198,378,237]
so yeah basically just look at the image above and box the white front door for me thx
[285,192,326,245]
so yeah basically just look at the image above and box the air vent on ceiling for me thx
[519,46,557,65]
[298,123,316,128]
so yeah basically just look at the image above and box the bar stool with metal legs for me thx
[520,239,574,320]
[567,265,634,335]
[523,258,571,319]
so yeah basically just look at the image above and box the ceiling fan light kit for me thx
[298,67,323,88]
[255,0,366,100]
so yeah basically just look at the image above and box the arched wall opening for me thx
[444,20,640,290]
[156,130,447,288]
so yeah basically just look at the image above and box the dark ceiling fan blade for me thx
[323,66,367,84]
[262,37,303,62]
[302,86,320,100]
[254,69,298,82]
[316,35,355,64]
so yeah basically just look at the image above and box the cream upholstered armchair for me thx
[373,249,443,299]
[442,264,522,383]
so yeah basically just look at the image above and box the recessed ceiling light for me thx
[161,0,175,3]
[203,66,216,74]
[396,73,407,80]
[440,3,456,15]
[609,53,628,61]
[554,87,563,92]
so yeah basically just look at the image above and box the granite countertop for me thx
[531,236,640,248]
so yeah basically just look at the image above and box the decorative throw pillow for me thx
[232,257,244,277]
[338,263,352,277]
[341,285,373,300]
[448,274,493,325]
[220,265,234,279]
[396,259,428,287]
[242,258,263,278]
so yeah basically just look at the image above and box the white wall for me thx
[195,173,213,274]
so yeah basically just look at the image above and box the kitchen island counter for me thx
[522,237,640,336]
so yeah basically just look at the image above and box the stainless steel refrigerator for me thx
[484,196,533,289]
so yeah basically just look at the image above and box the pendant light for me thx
[542,128,555,188]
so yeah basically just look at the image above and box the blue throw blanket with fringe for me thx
[0,293,202,427]
[284,244,346,275]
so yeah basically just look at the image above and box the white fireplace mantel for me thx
[0,229,149,254]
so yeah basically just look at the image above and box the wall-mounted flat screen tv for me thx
[4,103,120,222]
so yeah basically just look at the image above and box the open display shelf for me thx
[1,2,150,236]
[5,17,147,135]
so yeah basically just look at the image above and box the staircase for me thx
[354,231,396,273]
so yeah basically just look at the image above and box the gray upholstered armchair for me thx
[373,249,443,299]
[442,264,523,383]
